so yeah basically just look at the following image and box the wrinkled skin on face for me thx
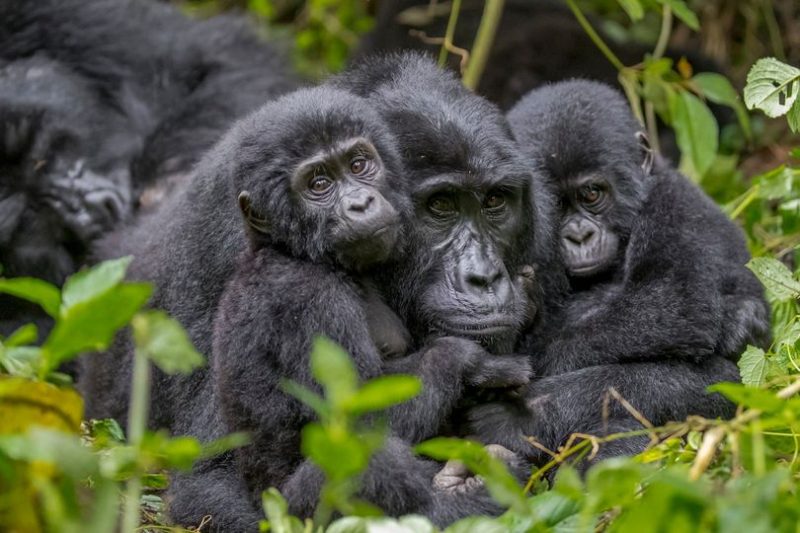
[0,57,139,285]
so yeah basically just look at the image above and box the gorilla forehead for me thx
[227,87,399,189]
[509,80,644,180]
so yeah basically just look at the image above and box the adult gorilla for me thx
[82,53,553,529]
[0,0,297,335]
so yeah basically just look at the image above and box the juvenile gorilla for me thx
[465,80,768,466]
[212,87,525,525]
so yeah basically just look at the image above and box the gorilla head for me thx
[508,80,654,280]
[335,53,538,352]
[226,87,409,272]
[0,56,138,284]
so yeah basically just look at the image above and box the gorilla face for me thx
[0,57,138,284]
[230,87,409,272]
[558,175,620,277]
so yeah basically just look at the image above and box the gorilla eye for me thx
[578,184,603,206]
[484,191,506,210]
[428,194,456,215]
[350,156,369,175]
[309,175,334,194]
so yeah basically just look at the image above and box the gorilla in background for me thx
[0,0,298,336]
[464,80,769,468]
[82,52,544,528]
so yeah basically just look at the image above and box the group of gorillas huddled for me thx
[0,0,771,531]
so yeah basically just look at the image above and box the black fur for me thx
[462,80,768,468]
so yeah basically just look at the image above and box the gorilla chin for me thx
[335,218,402,271]
[563,235,618,278]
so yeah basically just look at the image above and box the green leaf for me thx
[280,379,330,419]
[787,100,800,133]
[415,437,526,511]
[199,432,251,460]
[131,310,204,375]
[657,0,699,30]
[747,257,800,301]
[61,256,133,310]
[261,488,305,533]
[615,0,644,21]
[343,375,421,415]
[736,345,769,387]
[3,323,38,347]
[693,72,752,140]
[0,346,41,378]
[744,58,800,118]
[670,90,719,179]
[310,336,357,406]
[302,422,373,480]
[42,282,153,373]
[0,277,61,317]
[708,382,784,412]
[585,458,644,511]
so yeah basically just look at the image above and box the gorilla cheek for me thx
[563,229,619,277]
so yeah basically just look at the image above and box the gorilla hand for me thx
[433,444,523,493]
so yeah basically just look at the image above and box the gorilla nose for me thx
[85,189,126,227]
[466,264,503,290]
[564,224,595,245]
[346,192,375,214]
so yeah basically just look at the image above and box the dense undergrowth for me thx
[1,0,800,532]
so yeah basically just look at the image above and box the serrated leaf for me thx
[343,375,421,415]
[0,277,61,317]
[709,381,783,412]
[42,282,153,374]
[736,345,768,387]
[744,58,800,118]
[131,310,204,375]
[310,336,357,406]
[747,257,800,301]
[670,90,719,178]
[693,72,752,140]
[657,0,699,30]
[61,256,133,310]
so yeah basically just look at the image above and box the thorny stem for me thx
[462,0,505,90]
[438,0,462,67]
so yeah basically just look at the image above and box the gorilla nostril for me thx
[466,267,503,290]
[87,190,125,225]
[348,194,374,213]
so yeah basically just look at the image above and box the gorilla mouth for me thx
[568,261,606,277]
[433,317,517,337]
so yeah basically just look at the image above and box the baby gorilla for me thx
[509,80,770,374]
[210,87,513,527]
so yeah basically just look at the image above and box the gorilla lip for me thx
[434,318,516,337]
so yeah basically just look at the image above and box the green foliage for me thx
[744,58,800,133]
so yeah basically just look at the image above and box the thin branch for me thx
[565,0,624,71]
[463,0,505,90]
[652,5,673,60]
[438,0,462,66]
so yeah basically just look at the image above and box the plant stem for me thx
[463,0,504,90]
[565,0,624,71]
[121,348,151,533]
[438,0,462,67]
[644,101,661,154]
[652,5,672,60]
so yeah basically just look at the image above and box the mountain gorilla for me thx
[210,87,528,526]
[0,0,296,336]
[0,57,138,335]
[463,80,769,468]
[82,59,541,528]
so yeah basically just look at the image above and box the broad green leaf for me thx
[670,90,718,179]
[524,490,582,528]
[415,437,525,511]
[131,310,204,375]
[310,336,357,406]
[0,346,41,378]
[0,277,61,317]
[615,0,644,21]
[0,427,97,477]
[61,256,133,310]
[754,166,795,200]
[736,345,769,387]
[261,488,305,533]
[747,257,800,301]
[586,458,644,511]
[302,422,372,480]
[709,382,784,412]
[281,379,330,419]
[3,323,38,347]
[0,378,83,433]
[657,0,699,30]
[199,432,251,460]
[744,58,800,118]
[344,375,421,415]
[787,99,800,133]
[693,72,752,140]
[42,283,153,373]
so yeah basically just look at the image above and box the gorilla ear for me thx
[238,190,271,235]
[635,131,654,176]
